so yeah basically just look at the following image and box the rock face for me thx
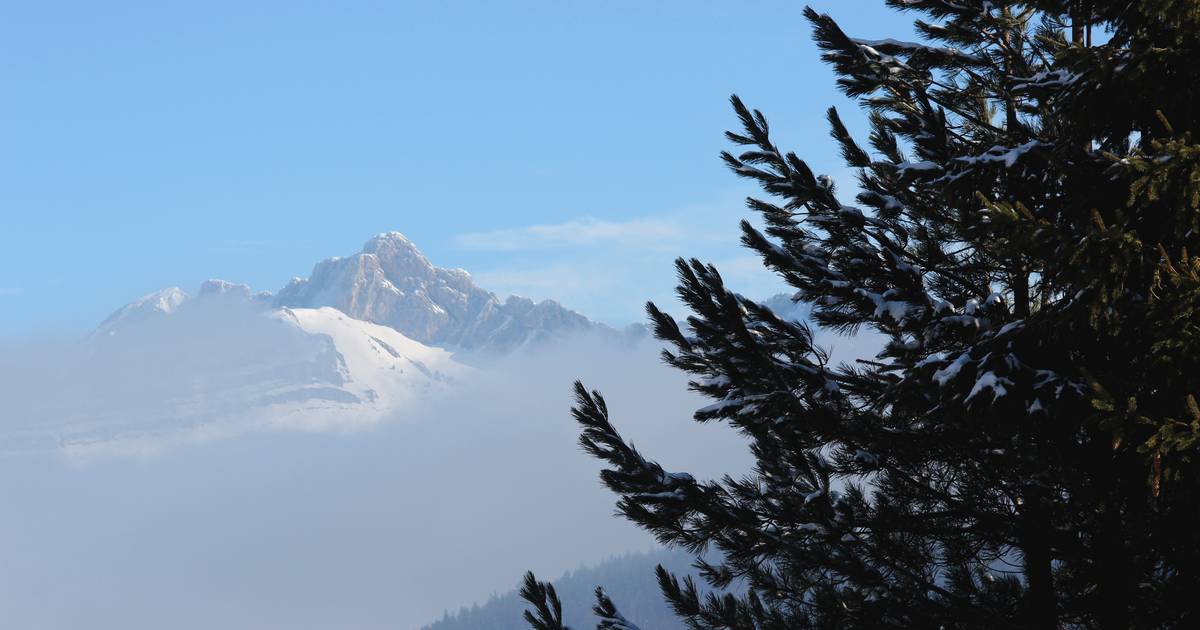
[274,232,600,353]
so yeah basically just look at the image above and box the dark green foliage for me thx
[593,587,641,630]
[520,572,648,630]
[528,1,1200,628]
[521,571,570,630]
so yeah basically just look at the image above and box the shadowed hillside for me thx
[423,548,699,630]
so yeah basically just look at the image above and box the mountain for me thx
[275,232,604,353]
[35,231,628,454]
[99,232,614,354]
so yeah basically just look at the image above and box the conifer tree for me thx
[525,1,1200,627]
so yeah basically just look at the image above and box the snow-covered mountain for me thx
[97,232,609,354]
[8,232,632,454]
[275,232,604,353]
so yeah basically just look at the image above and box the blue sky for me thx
[1,1,911,334]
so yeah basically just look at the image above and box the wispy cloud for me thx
[470,254,787,327]
[456,216,697,251]
[450,195,790,323]
[472,261,665,325]
[471,265,593,295]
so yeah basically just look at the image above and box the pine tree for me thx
[525,1,1200,627]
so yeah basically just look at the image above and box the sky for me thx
[0,0,913,334]
[0,4,913,627]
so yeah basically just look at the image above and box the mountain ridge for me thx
[273,232,605,353]
[98,232,612,354]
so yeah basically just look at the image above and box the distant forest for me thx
[423,548,700,630]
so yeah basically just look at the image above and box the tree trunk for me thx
[1096,455,1131,630]
[1005,13,1055,625]
[1023,486,1057,630]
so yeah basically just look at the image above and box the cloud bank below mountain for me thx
[0,325,752,630]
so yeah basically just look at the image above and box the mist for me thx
[0,316,751,629]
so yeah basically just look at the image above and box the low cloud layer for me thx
[0,318,751,629]
[0,300,371,456]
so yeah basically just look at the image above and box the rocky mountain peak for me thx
[361,232,438,283]
[273,232,603,353]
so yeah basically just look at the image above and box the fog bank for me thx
[0,328,749,629]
